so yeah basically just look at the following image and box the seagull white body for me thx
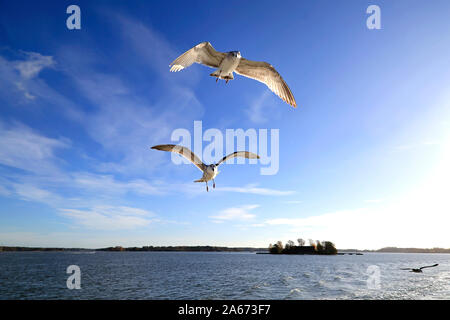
[198,164,220,182]
[151,144,259,192]
[210,51,242,82]
[169,42,297,107]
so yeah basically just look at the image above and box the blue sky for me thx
[1,0,449,249]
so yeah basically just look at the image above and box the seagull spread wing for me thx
[420,264,439,270]
[151,144,205,172]
[216,151,260,166]
[400,263,439,271]
[169,42,226,72]
[235,58,297,107]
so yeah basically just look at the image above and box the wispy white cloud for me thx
[210,204,259,222]
[71,172,164,196]
[249,223,266,227]
[115,15,184,80]
[0,51,55,101]
[15,82,35,100]
[13,183,63,204]
[15,51,54,79]
[60,206,155,230]
[0,52,83,120]
[219,184,295,196]
[245,91,280,124]
[0,120,70,174]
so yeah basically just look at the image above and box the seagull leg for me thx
[216,77,218,83]
[206,182,209,192]
[213,179,215,188]
[226,79,229,84]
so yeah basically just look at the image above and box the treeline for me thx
[0,245,266,252]
[96,246,266,252]
[375,247,450,254]
[268,238,337,255]
[0,246,89,252]
[338,247,450,254]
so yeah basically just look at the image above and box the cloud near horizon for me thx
[210,204,260,222]
[60,206,155,230]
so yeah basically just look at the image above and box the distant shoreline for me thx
[339,247,450,254]
[1,246,450,254]
[0,245,266,253]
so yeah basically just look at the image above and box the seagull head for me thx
[230,51,241,58]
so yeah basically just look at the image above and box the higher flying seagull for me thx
[169,42,297,108]
[400,264,439,273]
[151,144,260,192]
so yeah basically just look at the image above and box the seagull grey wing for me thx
[235,58,297,107]
[169,42,226,72]
[400,268,412,270]
[216,151,260,166]
[151,144,205,171]
[419,264,439,270]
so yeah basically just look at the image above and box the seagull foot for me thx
[226,79,229,84]
[216,78,218,83]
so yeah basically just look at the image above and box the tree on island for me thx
[286,240,295,249]
[322,241,338,255]
[268,239,337,255]
[316,240,324,253]
[268,241,284,254]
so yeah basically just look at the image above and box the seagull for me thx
[400,264,439,273]
[151,144,260,192]
[169,42,297,107]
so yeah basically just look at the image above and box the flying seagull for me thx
[151,144,260,192]
[400,264,439,273]
[169,42,297,107]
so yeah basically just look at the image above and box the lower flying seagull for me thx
[169,42,297,107]
[151,144,260,192]
[400,264,439,273]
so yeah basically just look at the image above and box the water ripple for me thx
[0,252,449,299]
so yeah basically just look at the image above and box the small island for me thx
[267,239,337,255]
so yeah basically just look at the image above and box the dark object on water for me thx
[337,252,363,255]
[401,264,439,273]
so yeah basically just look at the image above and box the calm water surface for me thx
[0,252,449,299]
